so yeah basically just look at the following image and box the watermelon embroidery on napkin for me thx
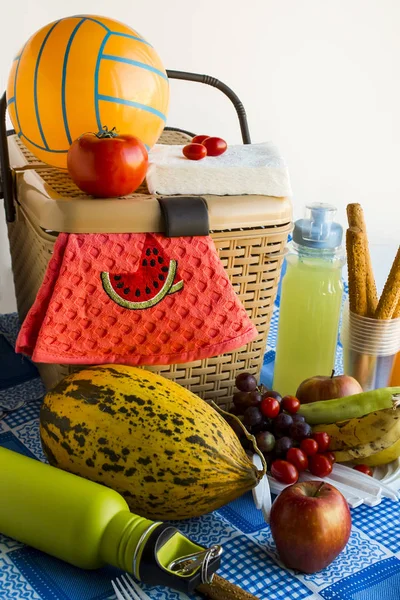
[100,234,183,310]
[15,232,258,365]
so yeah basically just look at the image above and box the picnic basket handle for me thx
[0,93,15,223]
[166,70,251,145]
[0,71,251,223]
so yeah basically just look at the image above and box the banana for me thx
[298,387,400,425]
[333,428,400,462]
[353,438,400,467]
[313,407,400,450]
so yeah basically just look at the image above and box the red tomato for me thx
[67,128,148,198]
[300,438,319,456]
[182,143,207,160]
[271,460,299,484]
[281,395,300,414]
[353,464,373,477]
[323,451,336,465]
[309,454,333,478]
[260,397,280,419]
[202,137,227,156]
[286,448,308,472]
[192,135,210,144]
[312,432,331,453]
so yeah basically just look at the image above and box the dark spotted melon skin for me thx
[101,234,183,309]
[40,365,262,520]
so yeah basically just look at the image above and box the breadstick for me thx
[394,300,400,319]
[346,204,378,316]
[346,227,368,316]
[375,246,400,319]
[198,574,260,600]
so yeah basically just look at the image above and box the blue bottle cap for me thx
[293,203,343,249]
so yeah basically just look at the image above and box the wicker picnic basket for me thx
[0,71,292,407]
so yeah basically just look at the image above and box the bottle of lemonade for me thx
[273,203,345,397]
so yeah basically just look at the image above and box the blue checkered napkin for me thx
[260,351,276,389]
[4,546,118,600]
[0,335,37,391]
[0,313,20,345]
[320,557,400,600]
[349,499,400,554]
[266,309,280,351]
[214,535,311,600]
[4,415,47,463]
[218,492,269,534]
[0,554,42,600]
[2,397,43,430]
[0,430,37,460]
[0,314,45,407]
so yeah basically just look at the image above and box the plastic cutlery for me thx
[111,573,151,600]
[252,455,266,510]
[332,464,399,501]
[252,454,272,521]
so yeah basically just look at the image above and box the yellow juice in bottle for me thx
[273,255,344,396]
[273,203,345,397]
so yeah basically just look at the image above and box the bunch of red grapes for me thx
[228,373,335,485]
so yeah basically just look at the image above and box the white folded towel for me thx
[146,142,292,197]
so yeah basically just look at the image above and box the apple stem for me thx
[314,482,325,497]
[330,369,335,379]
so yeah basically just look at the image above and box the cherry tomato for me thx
[192,135,210,144]
[271,460,299,484]
[260,397,280,419]
[286,448,308,472]
[300,438,319,456]
[353,464,373,477]
[312,432,331,453]
[323,451,336,465]
[202,137,227,157]
[67,127,148,198]
[281,395,300,414]
[308,454,333,478]
[182,143,207,160]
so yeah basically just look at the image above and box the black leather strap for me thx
[157,196,209,237]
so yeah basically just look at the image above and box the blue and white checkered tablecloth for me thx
[1,299,400,600]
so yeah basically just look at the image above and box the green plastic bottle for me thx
[0,447,221,594]
[273,203,345,397]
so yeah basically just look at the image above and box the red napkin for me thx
[16,232,257,365]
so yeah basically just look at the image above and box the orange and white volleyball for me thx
[6,15,169,168]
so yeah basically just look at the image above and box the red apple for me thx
[270,480,351,573]
[296,370,363,404]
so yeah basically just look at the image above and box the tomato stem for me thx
[95,126,119,139]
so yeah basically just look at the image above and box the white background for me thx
[0,0,399,312]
